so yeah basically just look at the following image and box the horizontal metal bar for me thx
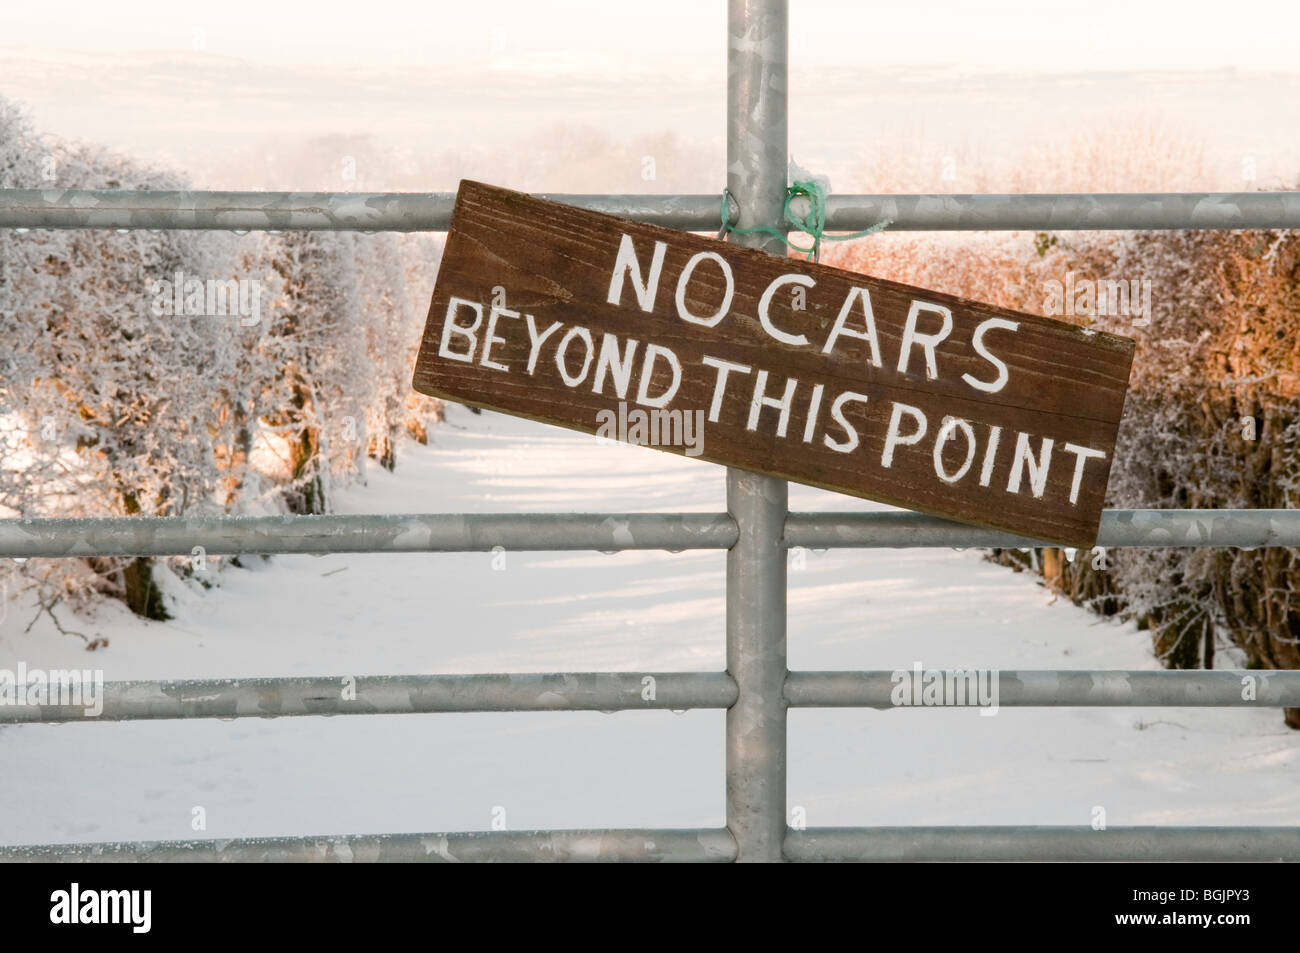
[0,513,736,557]
[0,672,737,723]
[0,829,738,863]
[0,190,722,232]
[785,827,1300,862]
[7,826,1296,862]
[5,509,1299,558]
[11,668,1289,724]
[2,189,1297,232]
[784,509,1300,549]
[818,192,1300,232]
[785,670,1300,708]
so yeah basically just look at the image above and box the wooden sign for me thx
[413,181,1135,546]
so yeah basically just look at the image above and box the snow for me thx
[1,405,1297,845]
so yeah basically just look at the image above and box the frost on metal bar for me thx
[0,829,739,863]
[785,670,1300,708]
[785,827,1300,862]
[0,190,722,232]
[0,672,738,723]
[3,189,1300,233]
[0,512,737,557]
[784,509,1300,549]
[5,509,1298,558]
[818,191,1300,231]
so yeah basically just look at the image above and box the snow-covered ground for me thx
[1,406,1297,845]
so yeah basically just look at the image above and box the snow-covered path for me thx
[1,406,1297,845]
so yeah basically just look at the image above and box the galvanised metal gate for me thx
[2,0,1300,863]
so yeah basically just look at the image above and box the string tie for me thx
[718,179,891,262]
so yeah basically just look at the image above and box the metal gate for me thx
[2,0,1300,862]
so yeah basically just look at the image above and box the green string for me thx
[719,180,892,261]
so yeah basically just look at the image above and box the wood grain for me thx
[413,181,1135,546]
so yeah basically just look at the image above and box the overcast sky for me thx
[2,1,1298,191]
[3,0,1294,72]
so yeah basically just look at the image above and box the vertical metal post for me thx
[725,0,789,863]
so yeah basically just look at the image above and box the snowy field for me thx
[1,405,1297,845]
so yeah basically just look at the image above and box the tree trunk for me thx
[1041,548,1063,591]
[122,556,170,620]
[284,383,326,515]
[1151,606,1211,670]
[115,489,170,620]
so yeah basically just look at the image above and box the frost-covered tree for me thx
[828,216,1300,729]
[0,95,439,625]
[0,109,261,619]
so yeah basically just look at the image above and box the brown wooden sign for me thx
[413,181,1135,546]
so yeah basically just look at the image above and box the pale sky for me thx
[2,1,1298,192]
[2,0,1294,72]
